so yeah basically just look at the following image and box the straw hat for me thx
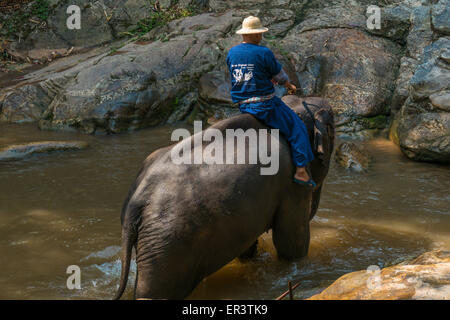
[236,16,269,34]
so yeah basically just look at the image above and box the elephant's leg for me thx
[238,240,258,260]
[134,242,202,300]
[272,190,311,260]
[135,262,198,300]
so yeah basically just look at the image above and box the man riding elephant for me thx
[227,16,316,188]
[114,17,335,300]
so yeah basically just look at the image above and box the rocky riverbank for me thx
[308,250,450,300]
[0,0,448,164]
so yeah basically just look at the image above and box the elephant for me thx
[114,95,335,300]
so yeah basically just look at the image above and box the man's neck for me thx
[242,41,260,45]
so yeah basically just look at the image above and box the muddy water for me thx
[0,123,449,300]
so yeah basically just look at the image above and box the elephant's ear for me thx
[313,118,325,159]
[313,108,334,161]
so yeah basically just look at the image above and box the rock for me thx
[410,42,450,101]
[209,0,267,11]
[281,1,403,126]
[365,4,412,43]
[431,0,450,35]
[107,0,158,36]
[197,70,240,123]
[292,2,367,33]
[261,9,295,37]
[2,0,209,62]
[393,37,450,163]
[335,142,370,172]
[295,54,326,97]
[0,11,242,134]
[0,0,448,167]
[392,57,420,112]
[430,91,450,112]
[440,49,450,64]
[307,250,450,300]
[406,6,433,60]
[0,84,52,123]
[155,10,242,42]
[397,112,450,163]
[167,92,199,124]
[49,0,115,47]
[3,0,155,61]
[0,141,89,161]
[421,37,450,63]
[198,71,233,105]
[281,26,401,120]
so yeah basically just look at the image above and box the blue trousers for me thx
[239,96,314,167]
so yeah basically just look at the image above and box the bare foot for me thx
[294,167,310,182]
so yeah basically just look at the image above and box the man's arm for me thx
[272,69,297,94]
[273,68,289,85]
[265,50,297,94]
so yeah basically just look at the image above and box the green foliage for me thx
[32,0,50,21]
[0,0,50,38]
[128,5,196,37]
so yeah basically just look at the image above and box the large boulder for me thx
[308,250,450,300]
[365,4,412,43]
[3,0,155,61]
[261,8,295,37]
[397,112,450,163]
[0,84,52,123]
[406,6,433,61]
[0,11,243,134]
[431,0,450,36]
[391,57,420,111]
[1,0,210,62]
[197,70,240,124]
[430,91,450,112]
[281,23,402,137]
[393,37,450,163]
[409,38,450,100]
[209,0,267,12]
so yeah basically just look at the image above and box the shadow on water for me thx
[0,123,448,299]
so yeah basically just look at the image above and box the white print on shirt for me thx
[232,64,254,83]
[233,68,243,82]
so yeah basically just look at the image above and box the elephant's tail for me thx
[113,224,137,300]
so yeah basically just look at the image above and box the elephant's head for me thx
[282,95,335,220]
[282,95,335,173]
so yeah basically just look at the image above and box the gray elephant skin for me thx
[114,95,335,299]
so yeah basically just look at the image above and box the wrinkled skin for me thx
[114,95,335,300]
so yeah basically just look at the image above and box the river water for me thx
[0,123,449,299]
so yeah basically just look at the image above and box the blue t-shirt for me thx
[226,43,282,103]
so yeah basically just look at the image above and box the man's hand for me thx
[271,78,297,95]
[285,82,297,95]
